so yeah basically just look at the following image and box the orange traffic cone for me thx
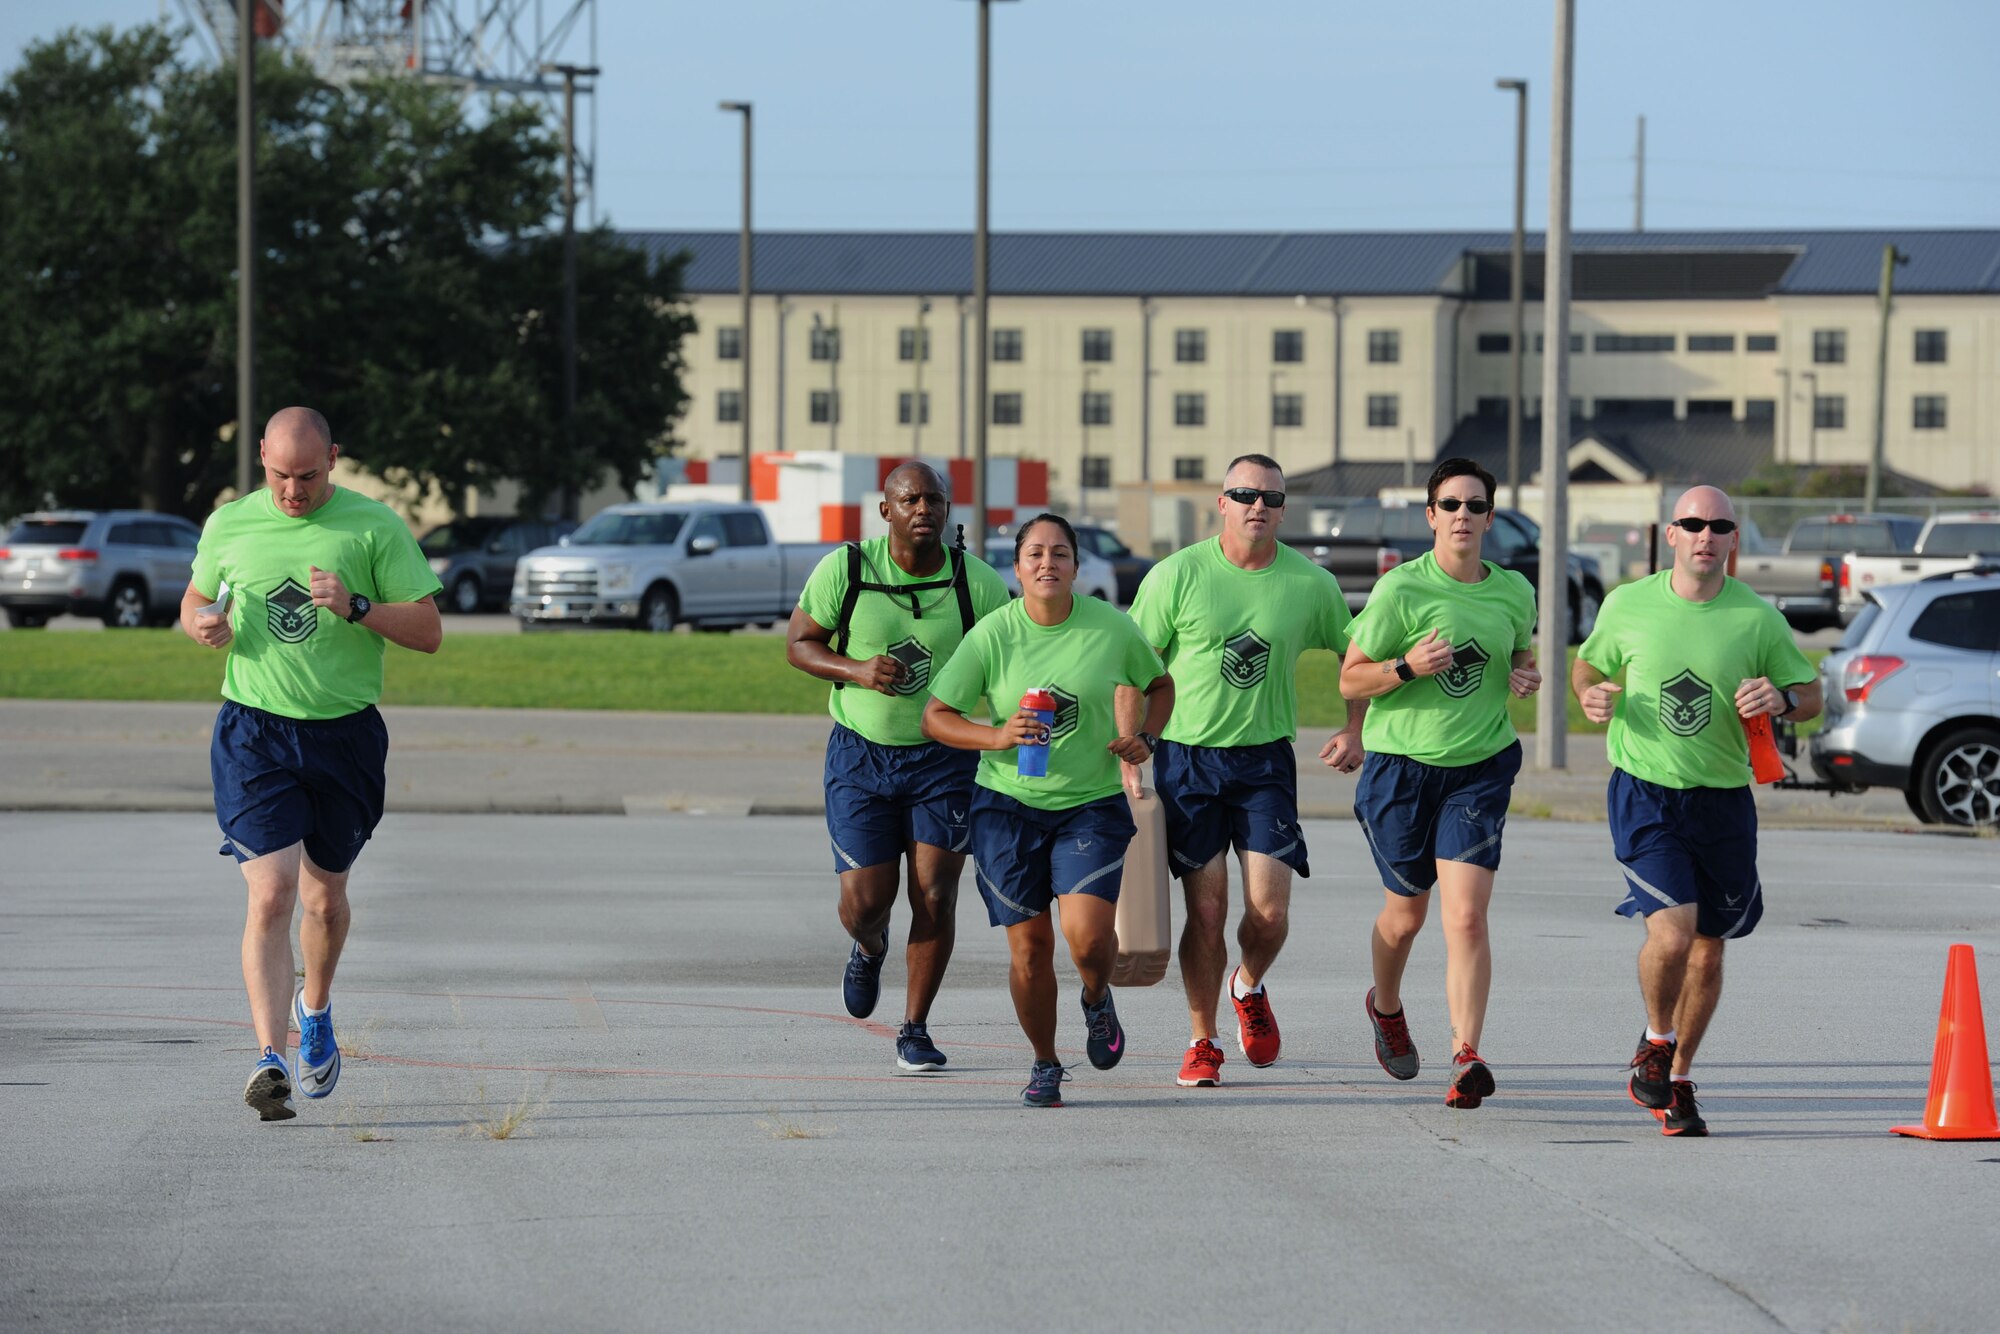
[1892,943,2000,1141]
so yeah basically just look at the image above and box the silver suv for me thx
[0,510,202,629]
[1809,567,2000,826]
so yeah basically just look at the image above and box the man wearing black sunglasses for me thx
[1121,454,1365,1087]
[1573,485,1820,1138]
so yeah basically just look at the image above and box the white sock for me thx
[1673,1071,1693,1085]
[1645,1026,1675,1044]
[1231,971,1263,1000]
[300,998,329,1017]
[1189,1037,1215,1049]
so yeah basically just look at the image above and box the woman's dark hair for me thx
[1012,512,1078,563]
[1425,457,1498,508]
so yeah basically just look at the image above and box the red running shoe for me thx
[1628,1034,1676,1110]
[1230,968,1281,1067]
[1176,1038,1225,1087]
[1445,1046,1496,1109]
[1657,1080,1708,1137]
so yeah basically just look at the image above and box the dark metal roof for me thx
[1437,413,1775,488]
[623,229,2000,298]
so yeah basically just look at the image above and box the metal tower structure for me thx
[178,1,599,219]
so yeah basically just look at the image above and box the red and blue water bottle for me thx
[1017,688,1056,778]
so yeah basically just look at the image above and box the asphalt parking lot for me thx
[4,810,1997,1333]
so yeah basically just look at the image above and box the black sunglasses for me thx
[1670,517,1738,535]
[1223,487,1287,509]
[1432,497,1493,514]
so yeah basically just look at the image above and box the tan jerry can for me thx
[1113,786,1173,987]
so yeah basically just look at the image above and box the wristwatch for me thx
[345,594,372,625]
[1393,656,1417,682]
[1134,731,1160,755]
[1779,686,1799,716]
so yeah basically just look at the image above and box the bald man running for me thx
[1572,485,1820,1137]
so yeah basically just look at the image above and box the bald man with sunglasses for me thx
[1572,485,1820,1137]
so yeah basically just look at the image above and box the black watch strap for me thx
[1780,686,1799,715]
[1135,731,1160,754]
[1394,656,1416,682]
[346,594,371,624]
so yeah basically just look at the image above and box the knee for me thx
[245,885,295,928]
[1183,890,1228,938]
[913,880,958,921]
[1239,901,1288,944]
[1375,900,1426,946]
[1686,939,1724,985]
[300,888,349,924]
[1440,903,1487,945]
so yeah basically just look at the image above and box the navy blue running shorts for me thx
[968,788,1137,928]
[1607,769,1764,940]
[1152,738,1308,879]
[211,700,388,874]
[1353,741,1522,896]
[823,724,980,873]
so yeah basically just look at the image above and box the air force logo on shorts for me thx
[1660,669,1714,737]
[1048,686,1081,741]
[267,578,318,644]
[1436,639,1490,699]
[1220,629,1273,690]
[885,636,934,696]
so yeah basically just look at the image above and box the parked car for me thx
[1839,512,2000,623]
[984,537,1119,605]
[1071,525,1154,604]
[1809,566,2000,826]
[1732,514,1898,633]
[421,516,577,614]
[0,510,202,628]
[511,503,833,632]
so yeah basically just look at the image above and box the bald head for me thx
[1665,484,1738,587]
[884,461,947,499]
[260,405,338,517]
[880,461,951,555]
[1672,485,1736,523]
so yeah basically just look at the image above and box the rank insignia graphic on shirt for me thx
[1436,639,1489,699]
[1659,669,1713,737]
[1047,686,1081,741]
[885,636,933,696]
[1220,629,1273,690]
[266,578,318,644]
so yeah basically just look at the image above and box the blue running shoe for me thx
[293,992,340,1100]
[842,934,888,1019]
[1022,1060,1069,1108]
[243,1047,296,1122]
[1082,987,1125,1070]
[895,1022,947,1073]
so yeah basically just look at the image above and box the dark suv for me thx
[420,516,576,614]
[1,510,202,628]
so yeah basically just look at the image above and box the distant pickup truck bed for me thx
[1840,513,2000,623]
[1737,514,1920,632]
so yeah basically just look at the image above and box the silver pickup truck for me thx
[1839,513,2000,624]
[510,502,834,632]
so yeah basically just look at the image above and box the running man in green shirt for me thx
[1573,485,1820,1137]
[180,407,443,1122]
[1122,454,1365,1088]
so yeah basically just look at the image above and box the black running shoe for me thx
[841,934,888,1019]
[1628,1034,1676,1109]
[1022,1060,1069,1108]
[1082,987,1125,1070]
[1659,1081,1708,1137]
[895,1022,947,1073]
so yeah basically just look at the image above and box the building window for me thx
[716,327,742,361]
[1477,333,1511,354]
[1685,399,1734,416]
[897,328,931,362]
[1272,394,1304,428]
[1534,333,1586,354]
[1814,395,1845,430]
[991,392,1023,426]
[1570,397,1585,418]
[1173,393,1206,427]
[897,391,931,426]
[716,390,742,423]
[1744,398,1776,421]
[1686,334,1736,353]
[809,390,841,424]
[1596,398,1675,418]
[1746,334,1779,353]
[1813,329,1846,364]
[1081,391,1112,426]
[1080,457,1112,489]
[1477,396,1511,419]
[1367,394,1399,428]
[1913,395,1947,430]
[1594,333,1675,353]
[809,325,841,362]
[1173,456,1205,481]
[1914,329,1948,364]
[993,328,1023,362]
[1272,329,1304,363]
[1174,329,1206,363]
[1081,329,1114,363]
[1368,330,1401,364]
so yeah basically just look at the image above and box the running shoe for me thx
[1022,1060,1069,1108]
[292,992,340,1100]
[1628,1034,1677,1110]
[1445,1046,1496,1109]
[243,1047,296,1122]
[1658,1080,1708,1137]
[1082,987,1125,1070]
[1230,968,1281,1067]
[1176,1038,1225,1088]
[895,1022,947,1073]
[841,933,888,1019]
[1364,986,1420,1080]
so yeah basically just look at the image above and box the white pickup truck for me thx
[510,502,835,632]
[1839,512,2000,623]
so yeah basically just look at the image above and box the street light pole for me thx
[1801,370,1818,467]
[964,0,1017,548]
[1081,366,1100,501]
[236,0,256,497]
[1268,369,1285,454]
[541,62,600,520]
[1497,78,1528,512]
[1139,297,1155,484]
[1774,367,1790,465]
[1535,0,1576,771]
[913,298,931,453]
[1867,244,1909,512]
[719,101,753,503]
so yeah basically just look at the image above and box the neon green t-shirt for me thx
[929,595,1166,811]
[797,537,1011,746]
[1127,538,1349,748]
[1347,553,1537,767]
[191,488,443,720]
[1579,572,1816,790]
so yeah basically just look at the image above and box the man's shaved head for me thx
[1672,485,1735,522]
[879,461,951,558]
[1665,484,1738,586]
[260,405,338,517]
[884,461,948,499]
[265,406,333,454]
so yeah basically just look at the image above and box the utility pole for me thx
[912,298,930,452]
[1139,297,1155,484]
[1867,244,1909,512]
[775,297,790,452]
[719,101,753,502]
[542,62,600,519]
[1774,367,1790,465]
[1802,370,1819,466]
[1634,114,1645,233]
[1497,78,1528,511]
[1536,0,1576,771]
[236,0,256,496]
[963,0,1017,546]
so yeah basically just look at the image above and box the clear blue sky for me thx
[8,1,1996,234]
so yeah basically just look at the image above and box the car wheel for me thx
[449,572,483,615]
[104,580,148,629]
[1916,726,2000,828]
[640,585,678,634]
[1903,783,1937,824]
[5,609,49,629]
[1569,582,1602,645]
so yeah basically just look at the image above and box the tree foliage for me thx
[0,23,693,520]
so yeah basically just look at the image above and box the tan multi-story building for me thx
[635,230,2000,503]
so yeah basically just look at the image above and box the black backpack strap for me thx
[830,541,864,691]
[950,524,975,635]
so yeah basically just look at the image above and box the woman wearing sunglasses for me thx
[1336,457,1540,1108]
[923,514,1174,1108]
